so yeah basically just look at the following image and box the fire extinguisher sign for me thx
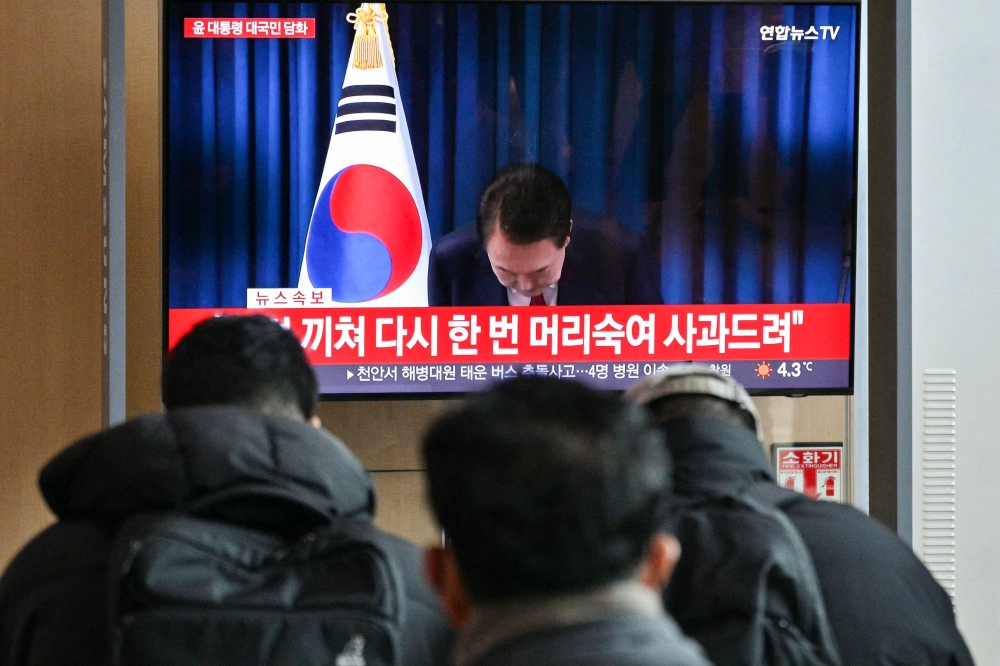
[772,444,844,502]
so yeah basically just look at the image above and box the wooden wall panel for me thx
[318,401,451,549]
[317,400,451,471]
[125,0,163,417]
[0,0,104,568]
[755,396,847,448]
[370,472,441,547]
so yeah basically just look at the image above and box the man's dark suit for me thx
[427,217,663,306]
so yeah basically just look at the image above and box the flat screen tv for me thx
[165,1,859,396]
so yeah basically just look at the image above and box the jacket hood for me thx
[39,406,375,533]
[661,416,775,496]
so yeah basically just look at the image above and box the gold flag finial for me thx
[347,3,389,70]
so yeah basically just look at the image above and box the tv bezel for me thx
[160,0,863,399]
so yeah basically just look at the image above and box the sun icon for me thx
[755,362,772,379]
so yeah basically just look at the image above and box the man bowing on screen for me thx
[428,163,662,307]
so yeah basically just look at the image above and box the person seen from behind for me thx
[625,364,974,666]
[0,315,452,666]
[421,376,712,666]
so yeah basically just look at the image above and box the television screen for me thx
[165,1,858,395]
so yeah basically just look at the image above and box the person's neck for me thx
[454,579,662,666]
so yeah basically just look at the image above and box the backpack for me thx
[106,511,406,666]
[665,481,842,666]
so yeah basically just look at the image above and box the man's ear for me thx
[638,533,682,591]
[425,547,474,628]
[562,219,573,249]
[309,415,322,429]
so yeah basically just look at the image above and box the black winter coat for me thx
[0,406,452,666]
[662,416,974,666]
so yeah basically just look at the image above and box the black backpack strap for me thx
[735,482,842,666]
[735,482,821,597]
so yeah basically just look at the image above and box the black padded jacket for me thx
[662,416,974,666]
[0,406,452,666]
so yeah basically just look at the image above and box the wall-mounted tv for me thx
[165,1,859,396]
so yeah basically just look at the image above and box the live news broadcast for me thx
[166,2,858,396]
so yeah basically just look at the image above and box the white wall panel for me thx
[910,1,1000,659]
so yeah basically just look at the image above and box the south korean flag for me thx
[298,3,431,306]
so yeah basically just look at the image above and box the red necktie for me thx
[529,294,546,306]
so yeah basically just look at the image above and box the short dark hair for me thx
[422,376,670,603]
[646,395,757,433]
[162,315,318,420]
[476,163,572,246]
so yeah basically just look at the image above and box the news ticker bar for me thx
[313,360,850,394]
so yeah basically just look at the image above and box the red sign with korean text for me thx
[184,18,316,38]
[774,445,844,502]
[168,304,850,365]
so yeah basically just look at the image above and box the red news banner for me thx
[184,18,316,39]
[169,304,850,366]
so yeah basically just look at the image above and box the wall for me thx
[125,0,164,418]
[317,401,449,545]
[0,0,105,568]
[319,396,851,546]
[909,0,1000,661]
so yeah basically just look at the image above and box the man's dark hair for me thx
[476,163,572,246]
[646,395,757,433]
[162,315,318,420]
[422,376,670,603]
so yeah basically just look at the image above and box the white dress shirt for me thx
[506,283,558,306]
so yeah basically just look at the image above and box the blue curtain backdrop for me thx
[167,2,858,308]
